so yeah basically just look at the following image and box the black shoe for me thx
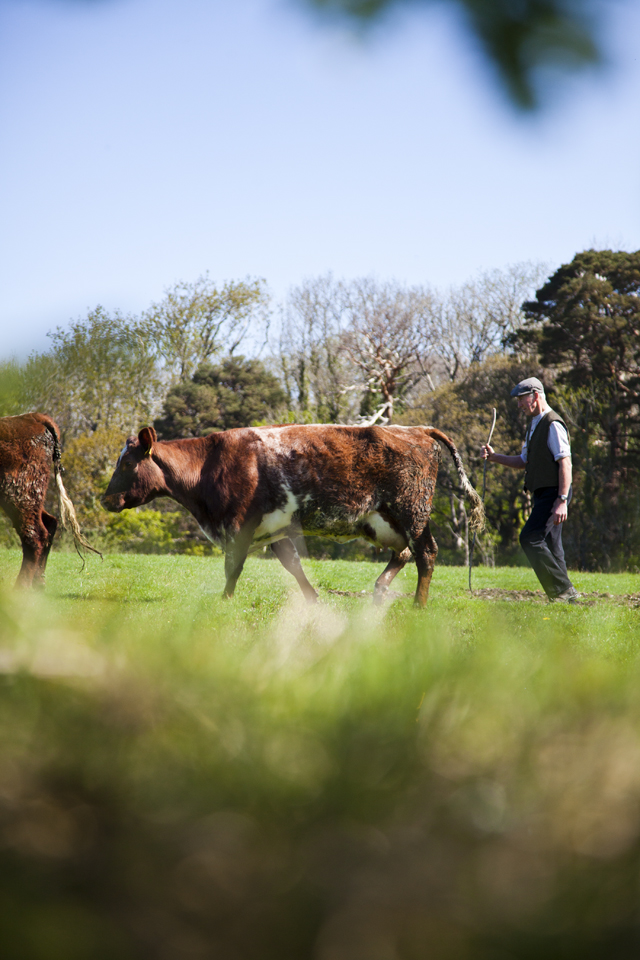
[550,587,580,604]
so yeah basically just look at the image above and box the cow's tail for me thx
[427,428,485,532]
[45,423,103,562]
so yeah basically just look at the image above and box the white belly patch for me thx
[364,512,408,551]
[254,490,299,541]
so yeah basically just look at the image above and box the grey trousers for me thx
[519,487,574,599]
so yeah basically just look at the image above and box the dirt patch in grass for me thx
[473,588,549,603]
[326,588,370,597]
[325,588,411,600]
[325,586,640,607]
[472,588,640,608]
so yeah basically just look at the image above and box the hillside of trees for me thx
[1,251,639,571]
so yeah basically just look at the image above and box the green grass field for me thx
[1,548,640,959]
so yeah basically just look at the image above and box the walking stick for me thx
[469,407,497,592]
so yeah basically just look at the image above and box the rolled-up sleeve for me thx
[548,422,571,460]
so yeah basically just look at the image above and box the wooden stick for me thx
[469,407,497,592]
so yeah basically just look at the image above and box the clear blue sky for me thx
[1,0,639,358]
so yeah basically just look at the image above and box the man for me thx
[481,377,579,603]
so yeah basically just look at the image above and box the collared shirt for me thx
[521,410,571,464]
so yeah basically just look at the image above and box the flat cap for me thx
[510,377,545,398]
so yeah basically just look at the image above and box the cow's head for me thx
[102,427,164,512]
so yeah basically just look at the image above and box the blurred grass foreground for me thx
[1,551,640,959]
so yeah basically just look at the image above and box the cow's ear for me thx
[138,426,157,457]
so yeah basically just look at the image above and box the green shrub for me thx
[103,508,222,555]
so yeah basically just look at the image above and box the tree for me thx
[278,275,355,422]
[20,307,161,441]
[0,360,23,417]
[301,0,602,109]
[59,425,130,537]
[142,275,270,384]
[340,278,435,423]
[430,262,548,383]
[155,356,287,439]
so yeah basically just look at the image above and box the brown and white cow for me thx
[102,423,483,606]
[0,413,100,587]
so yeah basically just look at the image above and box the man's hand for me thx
[554,457,572,524]
[552,498,568,525]
[481,447,526,469]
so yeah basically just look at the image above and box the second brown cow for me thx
[0,412,100,587]
[102,423,483,606]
